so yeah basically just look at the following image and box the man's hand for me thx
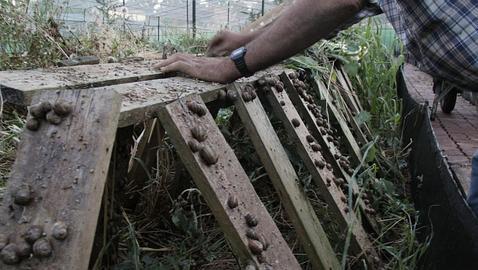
[153,53,241,84]
[206,30,246,57]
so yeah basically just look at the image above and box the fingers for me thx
[153,53,190,70]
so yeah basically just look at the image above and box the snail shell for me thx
[29,102,48,119]
[52,221,68,240]
[25,117,40,131]
[16,241,32,259]
[14,184,33,206]
[344,207,350,213]
[46,111,62,125]
[250,89,257,100]
[275,83,284,92]
[217,89,227,101]
[314,159,325,169]
[1,244,20,265]
[32,238,52,258]
[242,91,252,102]
[191,125,208,142]
[334,153,341,160]
[326,163,333,170]
[226,89,238,102]
[280,101,286,106]
[306,135,315,143]
[246,229,258,240]
[258,234,269,251]
[199,146,218,166]
[245,214,258,227]
[311,144,321,152]
[316,119,324,127]
[365,208,376,215]
[307,104,315,111]
[0,234,9,250]
[24,225,43,244]
[227,195,238,209]
[363,199,370,205]
[248,240,263,255]
[265,77,275,86]
[319,127,327,135]
[340,196,347,203]
[288,71,298,80]
[188,139,203,153]
[291,118,301,127]
[53,101,72,116]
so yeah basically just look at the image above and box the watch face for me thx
[231,47,244,60]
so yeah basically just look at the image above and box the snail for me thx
[306,135,315,143]
[188,139,203,153]
[340,196,347,203]
[242,91,253,102]
[1,244,20,265]
[248,240,263,255]
[326,163,333,170]
[246,229,258,240]
[32,238,52,258]
[25,117,40,131]
[245,214,258,227]
[311,144,321,152]
[24,225,43,244]
[280,101,286,106]
[217,89,227,101]
[314,159,325,169]
[199,146,218,166]
[307,104,315,111]
[227,195,239,209]
[226,89,238,102]
[344,207,350,213]
[187,101,207,116]
[16,241,32,259]
[365,208,376,215]
[13,184,33,206]
[334,153,341,160]
[52,221,68,240]
[29,101,52,119]
[46,111,62,125]
[191,125,208,142]
[258,234,269,251]
[288,71,298,80]
[53,101,72,116]
[275,82,284,92]
[291,118,301,127]
[319,127,327,135]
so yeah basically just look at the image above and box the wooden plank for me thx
[262,85,379,266]
[280,73,379,234]
[231,83,341,270]
[316,79,363,165]
[158,95,301,270]
[0,60,167,105]
[337,65,364,112]
[0,88,121,269]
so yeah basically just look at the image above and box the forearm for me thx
[245,0,365,72]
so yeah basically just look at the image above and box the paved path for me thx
[403,64,477,195]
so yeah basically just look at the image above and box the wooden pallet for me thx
[261,80,379,266]
[0,89,121,269]
[158,95,301,270]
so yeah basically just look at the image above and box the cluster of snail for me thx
[226,195,270,266]
[186,100,219,166]
[0,185,68,265]
[216,89,239,104]
[26,100,72,131]
[255,75,284,94]
[288,72,378,216]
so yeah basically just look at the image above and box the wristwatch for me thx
[230,47,253,77]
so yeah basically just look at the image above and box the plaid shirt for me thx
[368,0,478,91]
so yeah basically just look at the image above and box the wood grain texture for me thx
[232,83,340,270]
[158,94,301,270]
[0,89,121,269]
[263,85,379,267]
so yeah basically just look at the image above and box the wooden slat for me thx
[0,89,121,269]
[315,79,363,165]
[280,73,380,234]
[158,94,301,270]
[0,60,167,105]
[263,86,378,266]
[231,84,341,270]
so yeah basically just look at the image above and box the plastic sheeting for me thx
[397,66,478,269]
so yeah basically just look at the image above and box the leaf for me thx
[355,111,371,126]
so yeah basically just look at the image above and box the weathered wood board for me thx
[280,73,379,234]
[0,60,166,105]
[263,86,379,266]
[158,95,301,270]
[231,84,340,270]
[0,89,121,269]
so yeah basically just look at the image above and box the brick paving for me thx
[403,64,477,194]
